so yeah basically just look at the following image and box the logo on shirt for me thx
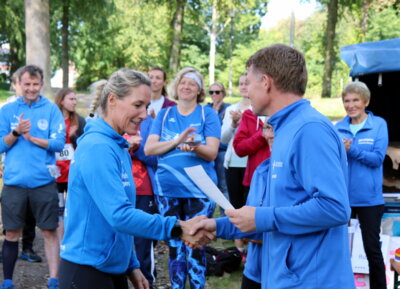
[121,172,130,187]
[168,118,176,123]
[358,138,374,145]
[271,160,283,179]
[37,119,49,130]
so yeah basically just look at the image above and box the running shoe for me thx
[0,279,14,289]
[19,248,42,263]
[48,278,59,289]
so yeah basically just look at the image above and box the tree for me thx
[25,0,52,97]
[169,0,187,75]
[321,0,338,98]
[0,0,25,76]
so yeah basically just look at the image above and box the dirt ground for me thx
[0,230,172,289]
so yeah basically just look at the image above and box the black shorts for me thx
[1,182,59,230]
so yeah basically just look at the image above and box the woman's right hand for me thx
[230,110,242,128]
[175,127,197,150]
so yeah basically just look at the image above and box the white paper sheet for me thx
[184,165,234,210]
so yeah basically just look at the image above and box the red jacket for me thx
[233,109,270,186]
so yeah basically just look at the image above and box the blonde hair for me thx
[342,81,371,103]
[169,67,205,103]
[88,79,107,117]
[209,82,226,97]
[89,69,151,117]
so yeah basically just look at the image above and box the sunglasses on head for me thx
[209,90,222,95]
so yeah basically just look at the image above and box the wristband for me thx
[12,130,21,137]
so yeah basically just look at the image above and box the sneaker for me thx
[48,278,59,289]
[19,248,42,263]
[0,279,14,289]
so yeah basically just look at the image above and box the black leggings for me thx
[241,274,261,289]
[226,167,249,209]
[59,259,129,289]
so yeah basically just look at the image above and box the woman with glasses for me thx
[206,82,230,217]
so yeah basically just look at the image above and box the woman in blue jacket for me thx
[336,81,389,289]
[59,69,212,289]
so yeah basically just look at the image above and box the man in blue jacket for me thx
[221,44,355,289]
[0,65,66,289]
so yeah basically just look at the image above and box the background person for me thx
[54,88,86,244]
[148,67,176,118]
[336,81,388,289]
[0,68,43,264]
[145,67,220,289]
[206,82,230,217]
[220,73,251,261]
[59,68,212,289]
[0,65,66,289]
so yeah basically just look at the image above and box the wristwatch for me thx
[12,130,21,137]
[171,220,183,238]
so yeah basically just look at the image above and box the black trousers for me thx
[352,205,386,289]
[59,259,128,289]
[241,274,261,289]
[225,167,249,209]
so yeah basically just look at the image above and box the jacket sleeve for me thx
[221,105,236,144]
[233,112,267,157]
[255,122,350,235]
[216,216,260,240]
[135,117,158,167]
[0,107,11,153]
[347,119,388,168]
[80,143,176,240]
[47,105,66,152]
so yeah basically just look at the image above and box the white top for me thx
[221,102,248,169]
[148,96,165,116]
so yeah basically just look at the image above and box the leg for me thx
[215,150,229,217]
[184,198,215,289]
[241,274,261,289]
[20,201,42,262]
[1,185,28,287]
[353,206,386,289]
[134,195,157,286]
[155,196,187,289]
[41,229,60,279]
[56,182,68,245]
[59,258,126,289]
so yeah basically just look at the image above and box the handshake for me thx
[177,206,257,249]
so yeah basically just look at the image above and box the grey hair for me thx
[91,69,151,117]
[342,81,371,103]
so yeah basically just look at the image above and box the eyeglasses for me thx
[262,124,273,131]
[209,90,222,95]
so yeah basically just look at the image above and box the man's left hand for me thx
[225,206,256,233]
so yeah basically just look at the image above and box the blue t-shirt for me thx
[150,105,221,198]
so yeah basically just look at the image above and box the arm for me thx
[221,106,237,144]
[233,112,268,157]
[80,144,176,240]
[24,105,66,151]
[255,123,350,235]
[192,137,219,162]
[347,119,388,168]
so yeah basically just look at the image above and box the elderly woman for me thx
[145,67,220,289]
[59,69,212,289]
[335,81,388,289]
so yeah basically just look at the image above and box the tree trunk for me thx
[321,0,338,98]
[360,0,370,42]
[169,0,185,75]
[25,0,52,98]
[208,0,218,85]
[61,0,70,88]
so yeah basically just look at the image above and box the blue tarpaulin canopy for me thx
[340,38,400,77]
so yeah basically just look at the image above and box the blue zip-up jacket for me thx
[335,112,388,207]
[61,118,177,274]
[216,159,269,283]
[0,96,65,188]
[255,99,354,289]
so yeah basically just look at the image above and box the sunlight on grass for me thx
[308,97,346,121]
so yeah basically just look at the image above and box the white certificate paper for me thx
[184,165,234,210]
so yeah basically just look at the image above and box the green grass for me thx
[0,89,13,103]
[307,97,346,121]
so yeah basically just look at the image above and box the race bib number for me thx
[56,143,74,161]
